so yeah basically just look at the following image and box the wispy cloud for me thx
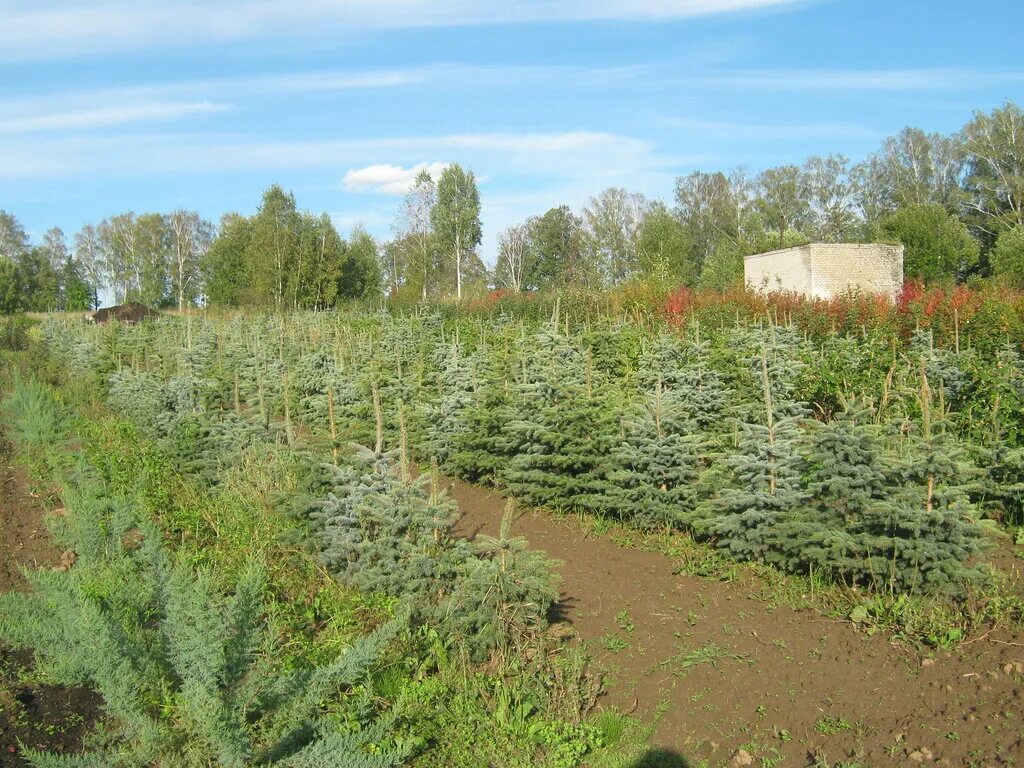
[669,68,1024,91]
[0,63,651,139]
[343,162,449,195]
[0,129,678,185]
[664,116,880,140]
[2,0,805,61]
[0,102,228,135]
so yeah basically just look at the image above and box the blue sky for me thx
[3,0,1022,263]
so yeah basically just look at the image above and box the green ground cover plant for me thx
[0,363,617,767]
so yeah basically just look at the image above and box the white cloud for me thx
[670,68,1024,91]
[343,162,449,194]
[1,0,804,61]
[665,116,880,140]
[0,101,228,135]
[0,129,677,182]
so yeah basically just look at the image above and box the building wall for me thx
[744,245,812,294]
[743,243,904,299]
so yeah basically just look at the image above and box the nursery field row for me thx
[7,301,1024,767]
[0,353,647,767]
[38,305,1024,596]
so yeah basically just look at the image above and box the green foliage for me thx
[991,225,1024,287]
[447,503,562,656]
[606,383,704,531]
[0,470,409,768]
[636,203,694,287]
[0,374,67,470]
[304,448,560,661]
[707,345,809,565]
[882,203,980,282]
[431,164,483,299]
[502,329,619,512]
[36,302,1002,598]
[526,206,588,289]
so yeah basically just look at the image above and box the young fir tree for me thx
[502,328,619,512]
[778,399,890,579]
[424,340,477,468]
[606,380,704,532]
[705,345,809,567]
[909,328,969,409]
[107,369,176,438]
[444,502,561,658]
[971,340,1024,526]
[725,322,808,422]
[443,335,522,483]
[0,471,409,768]
[636,332,689,392]
[852,368,987,593]
[305,445,467,602]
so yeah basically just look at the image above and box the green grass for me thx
[657,641,750,677]
[814,715,852,735]
[0,352,628,768]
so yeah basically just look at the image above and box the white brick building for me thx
[744,243,904,300]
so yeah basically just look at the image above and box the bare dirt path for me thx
[448,479,1024,768]
[0,442,99,767]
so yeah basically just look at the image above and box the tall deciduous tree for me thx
[296,212,344,308]
[990,225,1024,287]
[40,227,70,270]
[249,185,300,310]
[963,101,1024,239]
[74,224,104,309]
[168,210,213,311]
[0,258,18,313]
[0,210,29,261]
[803,154,857,242]
[98,212,138,303]
[381,236,410,297]
[582,187,649,285]
[852,127,965,226]
[203,213,253,306]
[339,225,383,300]
[881,203,980,282]
[637,203,693,286]
[15,248,59,311]
[395,169,438,300]
[494,225,529,292]
[431,164,481,299]
[754,165,811,249]
[526,205,585,289]
[135,212,171,306]
[674,170,746,276]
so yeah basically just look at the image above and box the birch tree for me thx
[168,210,213,311]
[582,188,650,285]
[0,210,29,261]
[395,169,437,300]
[74,224,104,309]
[431,164,481,300]
[495,224,528,292]
[249,186,300,310]
[802,155,857,242]
[963,101,1024,237]
[98,213,138,303]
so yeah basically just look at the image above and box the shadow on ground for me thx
[629,749,691,767]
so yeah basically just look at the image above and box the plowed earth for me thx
[449,479,1024,768]
[0,445,100,767]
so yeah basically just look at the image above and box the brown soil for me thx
[449,479,1024,768]
[0,444,101,767]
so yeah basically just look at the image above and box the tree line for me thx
[2,101,1022,313]
[486,100,1024,292]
